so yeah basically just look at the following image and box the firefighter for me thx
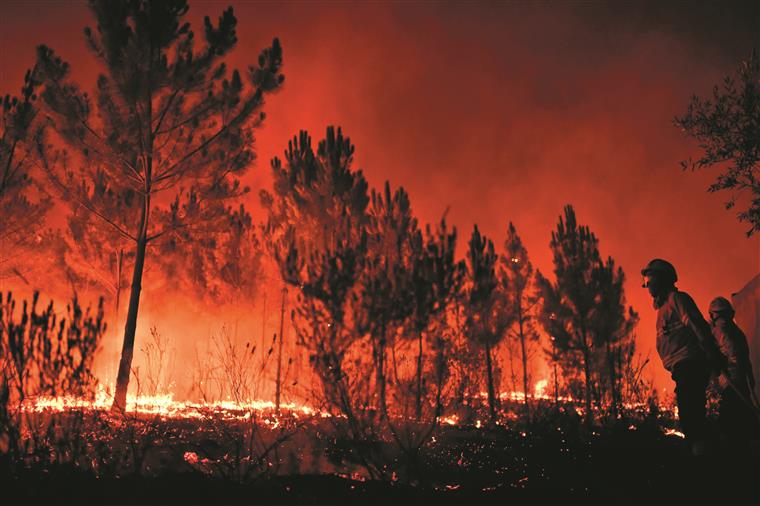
[708,296,760,441]
[641,259,726,456]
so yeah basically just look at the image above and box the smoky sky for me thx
[1,0,759,390]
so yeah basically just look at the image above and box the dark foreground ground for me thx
[3,409,759,505]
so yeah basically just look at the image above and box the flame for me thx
[22,386,322,420]
[663,428,685,439]
[534,379,548,398]
[489,380,575,403]
[20,378,665,426]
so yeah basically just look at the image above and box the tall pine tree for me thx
[465,225,513,425]
[500,222,539,419]
[1,67,51,282]
[265,127,370,421]
[356,182,417,419]
[34,0,284,410]
[591,257,638,419]
[536,205,601,427]
[537,205,639,425]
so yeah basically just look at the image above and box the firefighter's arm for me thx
[674,292,727,371]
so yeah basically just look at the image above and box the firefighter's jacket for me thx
[655,290,722,371]
[712,319,753,382]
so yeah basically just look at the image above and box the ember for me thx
[663,428,686,439]
[22,390,321,420]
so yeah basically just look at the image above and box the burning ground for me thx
[5,391,759,505]
[1,289,757,504]
[2,287,756,503]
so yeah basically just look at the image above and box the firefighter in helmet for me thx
[708,296,759,440]
[641,259,726,455]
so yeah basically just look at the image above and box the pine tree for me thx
[357,182,418,419]
[262,128,369,256]
[265,127,370,426]
[500,222,539,419]
[465,225,513,425]
[536,205,601,427]
[591,257,638,419]
[1,67,51,282]
[34,0,284,410]
[407,218,464,421]
[537,205,639,425]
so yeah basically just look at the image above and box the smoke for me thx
[1,0,757,394]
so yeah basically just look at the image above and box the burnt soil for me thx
[3,410,759,505]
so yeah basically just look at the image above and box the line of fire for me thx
[1,1,758,504]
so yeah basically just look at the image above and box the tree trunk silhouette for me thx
[580,332,593,428]
[606,339,619,419]
[551,338,560,408]
[415,331,424,420]
[112,44,154,411]
[376,318,388,419]
[485,341,497,424]
[275,287,286,412]
[506,334,519,395]
[518,315,530,419]
[112,230,148,411]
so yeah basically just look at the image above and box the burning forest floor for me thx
[4,397,759,505]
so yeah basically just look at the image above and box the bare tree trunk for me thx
[112,62,153,411]
[581,333,593,428]
[606,339,619,419]
[591,370,603,413]
[506,335,519,395]
[261,290,268,347]
[275,287,286,412]
[258,290,267,394]
[518,315,530,420]
[415,330,423,420]
[112,234,147,411]
[551,339,559,408]
[377,319,387,418]
[485,341,497,425]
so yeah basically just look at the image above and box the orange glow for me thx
[22,387,322,420]
[20,375,666,427]
[0,1,757,399]
[663,428,686,439]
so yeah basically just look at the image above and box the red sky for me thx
[1,0,758,392]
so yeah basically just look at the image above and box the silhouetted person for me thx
[641,259,725,456]
[708,296,760,442]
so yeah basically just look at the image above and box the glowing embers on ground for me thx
[493,378,576,403]
[22,377,669,427]
[23,388,322,421]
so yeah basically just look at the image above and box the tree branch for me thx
[35,153,137,242]
[152,88,181,137]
